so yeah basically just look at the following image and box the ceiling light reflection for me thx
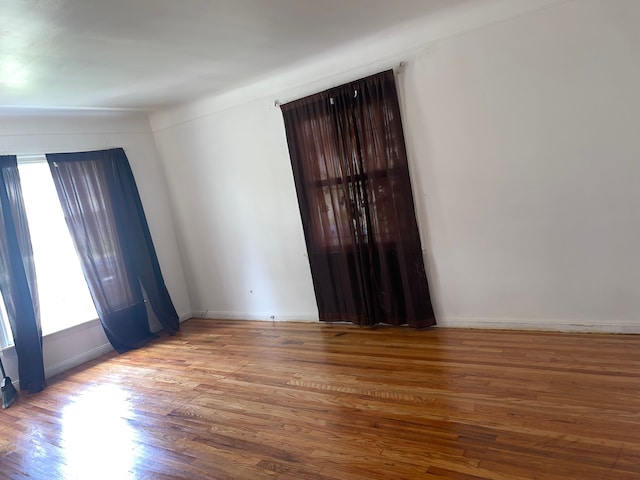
[0,59,28,87]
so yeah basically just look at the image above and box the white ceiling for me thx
[0,0,474,111]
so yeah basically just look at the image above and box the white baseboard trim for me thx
[183,312,639,334]
[188,311,319,323]
[436,317,640,334]
[44,343,114,380]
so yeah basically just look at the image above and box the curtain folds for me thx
[0,155,45,393]
[282,70,435,328]
[46,148,179,353]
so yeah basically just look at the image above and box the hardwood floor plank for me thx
[0,319,639,479]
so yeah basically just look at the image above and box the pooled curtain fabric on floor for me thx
[282,70,435,328]
[0,155,45,393]
[46,148,179,353]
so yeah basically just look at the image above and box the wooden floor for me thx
[1,319,639,479]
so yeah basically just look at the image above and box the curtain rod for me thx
[274,61,407,108]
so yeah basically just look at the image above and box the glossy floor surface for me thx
[1,319,639,479]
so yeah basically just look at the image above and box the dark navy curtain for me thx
[0,155,45,393]
[46,148,179,353]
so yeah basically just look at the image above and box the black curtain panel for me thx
[282,70,435,328]
[0,155,45,393]
[46,148,179,353]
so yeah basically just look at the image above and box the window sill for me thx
[1,317,101,354]
[42,316,102,340]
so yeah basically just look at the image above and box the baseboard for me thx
[188,311,319,322]
[436,317,640,334]
[44,343,114,380]
[184,312,639,334]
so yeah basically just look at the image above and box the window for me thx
[2,157,98,340]
[0,291,11,347]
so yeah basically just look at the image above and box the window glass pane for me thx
[0,290,11,347]
[18,159,98,336]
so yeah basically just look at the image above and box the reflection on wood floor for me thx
[1,318,639,479]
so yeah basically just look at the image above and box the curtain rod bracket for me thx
[274,63,406,107]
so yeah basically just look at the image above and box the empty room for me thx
[0,0,639,478]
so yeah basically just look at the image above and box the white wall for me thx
[152,101,318,321]
[0,110,191,382]
[402,0,640,332]
[151,0,640,333]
